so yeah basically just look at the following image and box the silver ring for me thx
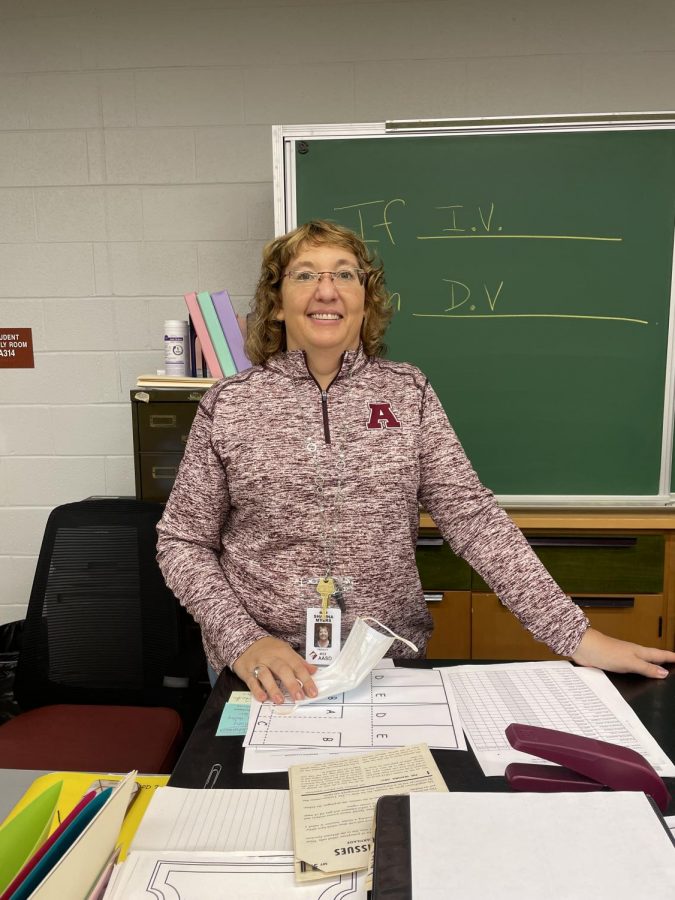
[252,665,264,680]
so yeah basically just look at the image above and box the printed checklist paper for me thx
[440,660,675,777]
[243,665,466,773]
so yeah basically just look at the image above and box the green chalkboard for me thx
[287,125,675,499]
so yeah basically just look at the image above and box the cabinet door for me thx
[425,591,471,659]
[471,534,664,594]
[471,592,667,660]
[571,593,666,646]
[417,536,471,591]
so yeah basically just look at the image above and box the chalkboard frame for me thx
[272,113,675,507]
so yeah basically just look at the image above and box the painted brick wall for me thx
[1,0,675,623]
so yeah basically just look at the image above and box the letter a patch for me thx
[366,401,401,429]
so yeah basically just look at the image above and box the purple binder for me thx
[210,290,251,372]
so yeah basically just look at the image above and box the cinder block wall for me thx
[1,0,674,623]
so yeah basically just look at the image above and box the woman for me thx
[315,623,332,649]
[157,220,675,705]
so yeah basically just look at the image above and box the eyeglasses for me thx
[282,268,367,287]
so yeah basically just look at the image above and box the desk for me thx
[169,661,675,815]
[0,769,50,821]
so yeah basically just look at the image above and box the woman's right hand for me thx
[232,636,318,704]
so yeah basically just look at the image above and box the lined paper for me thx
[130,788,291,853]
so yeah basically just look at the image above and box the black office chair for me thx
[0,498,206,772]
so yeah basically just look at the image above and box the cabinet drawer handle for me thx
[151,466,178,480]
[528,536,637,549]
[571,596,635,609]
[149,414,177,428]
[424,593,444,603]
[417,537,444,547]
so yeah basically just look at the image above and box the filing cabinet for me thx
[131,388,207,502]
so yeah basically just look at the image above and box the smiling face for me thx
[318,625,330,642]
[276,243,366,359]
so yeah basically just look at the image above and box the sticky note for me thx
[227,691,251,705]
[216,699,251,736]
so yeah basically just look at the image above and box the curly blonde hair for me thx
[245,220,392,365]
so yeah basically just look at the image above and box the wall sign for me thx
[0,328,34,368]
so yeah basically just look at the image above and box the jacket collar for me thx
[265,344,369,382]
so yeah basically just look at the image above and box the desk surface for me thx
[169,661,675,815]
[0,769,51,822]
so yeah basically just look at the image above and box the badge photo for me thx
[305,606,341,666]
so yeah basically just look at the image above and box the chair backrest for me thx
[15,499,189,710]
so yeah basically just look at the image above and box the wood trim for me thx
[664,533,675,651]
[420,510,675,531]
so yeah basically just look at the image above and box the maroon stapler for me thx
[504,722,671,814]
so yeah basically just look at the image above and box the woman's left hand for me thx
[571,627,675,678]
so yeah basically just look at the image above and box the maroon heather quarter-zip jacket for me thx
[156,346,587,672]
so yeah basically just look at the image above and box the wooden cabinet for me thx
[416,532,472,658]
[471,534,665,595]
[418,520,673,659]
[131,389,675,659]
[465,530,667,660]
[471,592,667,661]
[424,591,471,658]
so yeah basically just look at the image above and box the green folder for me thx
[0,781,62,893]
[197,291,237,377]
[11,788,112,900]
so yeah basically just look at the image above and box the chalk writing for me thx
[322,200,635,324]
[418,201,621,241]
[443,279,504,313]
[434,202,501,233]
[420,233,622,241]
[333,198,405,245]
[411,277,647,325]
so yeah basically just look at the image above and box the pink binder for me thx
[183,292,223,379]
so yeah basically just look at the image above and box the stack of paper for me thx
[135,373,217,389]
[408,791,675,899]
[102,788,367,899]
[439,661,675,777]
[105,852,364,899]
[241,662,467,773]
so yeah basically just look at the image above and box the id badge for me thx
[305,606,341,666]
